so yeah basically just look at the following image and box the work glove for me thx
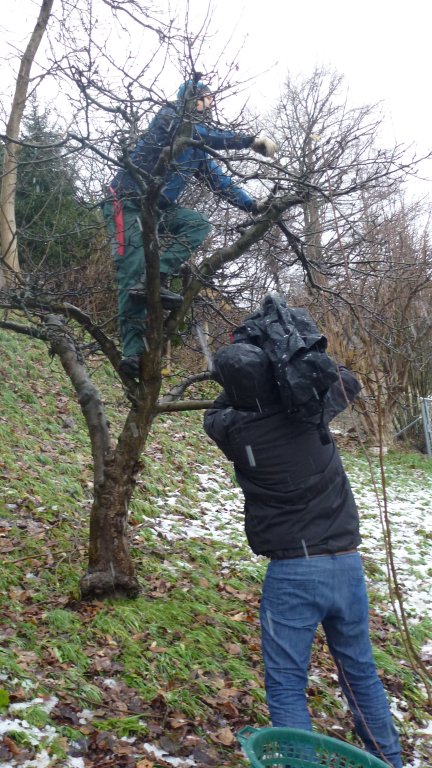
[251,197,272,215]
[251,134,278,158]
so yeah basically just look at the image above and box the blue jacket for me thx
[110,102,256,211]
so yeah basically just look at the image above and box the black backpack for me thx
[232,294,339,441]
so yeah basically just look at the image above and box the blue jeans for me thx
[260,553,402,768]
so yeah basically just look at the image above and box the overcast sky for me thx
[1,0,431,189]
[176,0,431,156]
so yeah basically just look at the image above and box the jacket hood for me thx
[177,80,211,101]
[212,343,280,409]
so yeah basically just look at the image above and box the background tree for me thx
[0,0,54,286]
[260,67,432,443]
[15,99,100,273]
[325,193,432,444]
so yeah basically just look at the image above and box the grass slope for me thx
[0,328,431,768]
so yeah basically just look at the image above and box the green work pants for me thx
[102,199,211,358]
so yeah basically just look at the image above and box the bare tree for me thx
[0,0,55,286]
[262,67,432,441]
[324,194,432,443]
[1,7,428,601]
[0,0,300,597]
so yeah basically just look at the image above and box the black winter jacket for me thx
[204,357,362,558]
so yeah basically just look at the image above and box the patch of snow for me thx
[140,453,432,626]
[141,742,195,767]
[0,718,58,746]
[416,720,432,735]
[389,698,408,721]
[404,759,423,768]
[420,640,432,660]
[77,708,95,723]
[144,460,245,551]
[9,697,58,714]
[0,709,87,768]
[21,750,51,768]
[350,468,432,619]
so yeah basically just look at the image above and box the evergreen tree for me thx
[15,100,99,272]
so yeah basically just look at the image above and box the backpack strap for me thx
[317,398,331,445]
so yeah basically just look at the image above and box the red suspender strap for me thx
[109,186,125,256]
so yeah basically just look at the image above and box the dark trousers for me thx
[102,198,211,357]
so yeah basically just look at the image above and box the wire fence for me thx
[395,396,432,456]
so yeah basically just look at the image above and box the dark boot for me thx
[129,274,183,310]
[118,355,141,379]
[159,274,183,310]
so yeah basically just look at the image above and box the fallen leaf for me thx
[229,612,247,622]
[192,746,220,766]
[213,727,235,746]
[217,687,241,700]
[116,741,135,755]
[217,700,239,718]
[149,642,168,653]
[2,735,20,755]
[159,735,181,755]
[168,715,189,729]
[224,643,242,655]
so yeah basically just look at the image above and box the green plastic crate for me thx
[237,726,390,767]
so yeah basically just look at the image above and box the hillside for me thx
[0,328,431,768]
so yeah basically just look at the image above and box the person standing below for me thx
[102,79,276,378]
[203,340,403,768]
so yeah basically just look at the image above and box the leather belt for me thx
[307,549,358,558]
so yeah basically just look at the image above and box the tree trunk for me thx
[81,453,141,598]
[78,187,163,598]
[44,313,160,598]
[0,0,54,286]
[81,358,162,598]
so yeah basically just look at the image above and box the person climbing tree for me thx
[102,77,277,378]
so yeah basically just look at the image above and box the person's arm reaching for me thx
[199,157,256,211]
[194,124,277,157]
